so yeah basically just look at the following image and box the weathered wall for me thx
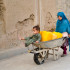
[66,0,70,20]
[0,0,6,36]
[0,0,70,50]
[56,0,70,20]
[3,0,35,33]
[0,0,36,50]
[41,0,57,31]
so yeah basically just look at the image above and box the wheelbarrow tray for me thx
[33,37,66,48]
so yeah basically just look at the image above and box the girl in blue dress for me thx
[55,12,70,57]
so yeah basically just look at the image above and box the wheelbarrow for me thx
[27,37,68,65]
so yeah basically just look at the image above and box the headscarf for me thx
[56,12,69,33]
[57,12,69,24]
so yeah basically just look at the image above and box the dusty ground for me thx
[0,48,70,70]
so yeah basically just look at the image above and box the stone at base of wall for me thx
[0,46,28,60]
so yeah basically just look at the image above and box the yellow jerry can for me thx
[52,33,57,40]
[52,32,63,39]
[40,31,53,42]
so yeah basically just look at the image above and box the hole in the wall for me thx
[16,13,35,29]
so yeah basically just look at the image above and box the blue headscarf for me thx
[57,12,69,23]
[56,12,69,33]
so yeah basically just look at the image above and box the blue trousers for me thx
[69,38,70,51]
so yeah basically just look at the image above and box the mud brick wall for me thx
[0,0,70,50]
[0,0,6,36]
[0,0,35,50]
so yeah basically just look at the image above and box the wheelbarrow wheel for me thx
[33,53,45,65]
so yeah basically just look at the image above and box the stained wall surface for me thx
[0,0,70,50]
